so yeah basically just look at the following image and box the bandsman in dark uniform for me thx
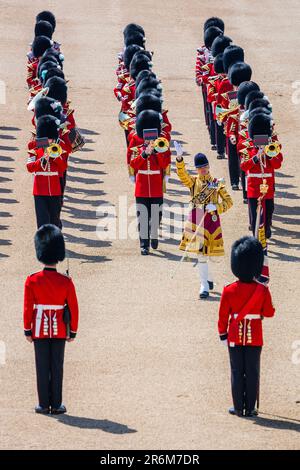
[218,236,275,417]
[23,224,79,414]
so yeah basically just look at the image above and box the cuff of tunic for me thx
[24,329,32,337]
[69,331,77,339]
[219,333,228,341]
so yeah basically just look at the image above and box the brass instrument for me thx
[264,141,281,158]
[217,105,239,122]
[46,143,62,159]
[153,137,170,153]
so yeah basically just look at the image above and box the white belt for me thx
[138,170,161,175]
[34,172,59,176]
[248,173,272,178]
[34,304,64,337]
[233,314,261,320]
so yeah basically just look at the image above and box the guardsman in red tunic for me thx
[215,46,244,190]
[130,110,170,255]
[218,236,275,417]
[237,81,261,203]
[240,113,283,239]
[196,17,225,128]
[24,224,79,415]
[27,115,68,229]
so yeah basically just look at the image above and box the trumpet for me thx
[217,105,239,122]
[264,141,281,158]
[153,137,170,153]
[46,143,63,159]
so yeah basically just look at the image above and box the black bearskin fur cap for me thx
[204,26,223,49]
[229,62,252,86]
[135,94,162,115]
[32,35,52,58]
[223,45,244,73]
[36,114,59,140]
[214,53,225,74]
[45,76,67,105]
[248,113,272,140]
[211,35,232,57]
[123,44,142,70]
[204,17,225,32]
[231,236,264,282]
[36,11,56,31]
[34,224,65,265]
[34,20,53,39]
[237,81,260,106]
[136,110,162,139]
[35,97,63,120]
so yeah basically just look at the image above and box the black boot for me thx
[245,409,258,417]
[141,247,149,256]
[35,405,50,415]
[228,407,243,417]
[151,239,158,250]
[51,404,67,415]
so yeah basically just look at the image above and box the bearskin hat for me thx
[135,76,162,99]
[137,89,163,103]
[32,35,52,58]
[194,153,209,168]
[37,60,58,81]
[248,98,272,114]
[204,17,225,33]
[249,107,272,121]
[34,20,53,39]
[231,236,264,282]
[35,224,65,265]
[244,90,265,110]
[42,67,65,86]
[130,56,152,80]
[123,44,142,70]
[135,93,162,115]
[223,45,244,73]
[42,49,64,68]
[211,35,232,57]
[132,49,152,62]
[36,114,59,140]
[45,77,67,105]
[248,113,272,140]
[237,81,260,106]
[123,23,145,39]
[35,97,63,120]
[136,110,162,139]
[36,11,56,31]
[204,26,223,49]
[135,70,157,90]
[228,62,252,86]
[125,31,145,48]
[214,53,225,74]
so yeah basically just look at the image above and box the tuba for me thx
[46,143,62,159]
[153,137,169,153]
[264,141,281,158]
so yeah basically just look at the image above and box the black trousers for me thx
[248,198,274,237]
[136,197,163,248]
[34,339,66,409]
[215,121,225,156]
[208,103,216,146]
[34,195,62,229]
[227,138,240,186]
[201,85,209,127]
[241,171,247,200]
[229,345,262,412]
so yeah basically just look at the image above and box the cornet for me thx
[46,143,63,159]
[153,137,170,153]
[264,141,281,158]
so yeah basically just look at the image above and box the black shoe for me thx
[245,409,258,417]
[208,281,214,291]
[199,291,209,300]
[51,405,67,415]
[150,239,158,250]
[217,154,225,159]
[243,198,248,204]
[141,248,149,256]
[231,184,239,191]
[228,407,243,417]
[211,145,217,151]
[35,405,50,415]
[266,228,272,239]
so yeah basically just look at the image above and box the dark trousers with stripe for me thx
[229,345,262,412]
[208,103,216,146]
[34,195,62,229]
[248,198,274,237]
[201,85,209,127]
[34,339,66,409]
[227,139,240,186]
[136,197,163,249]
[215,121,225,156]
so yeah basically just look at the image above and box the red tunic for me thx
[23,268,79,339]
[130,148,170,198]
[218,281,275,346]
[27,147,68,196]
[240,146,283,199]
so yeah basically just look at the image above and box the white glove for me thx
[229,136,237,145]
[174,140,183,158]
[129,176,136,184]
[164,175,170,183]
[206,203,217,213]
[221,339,228,347]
